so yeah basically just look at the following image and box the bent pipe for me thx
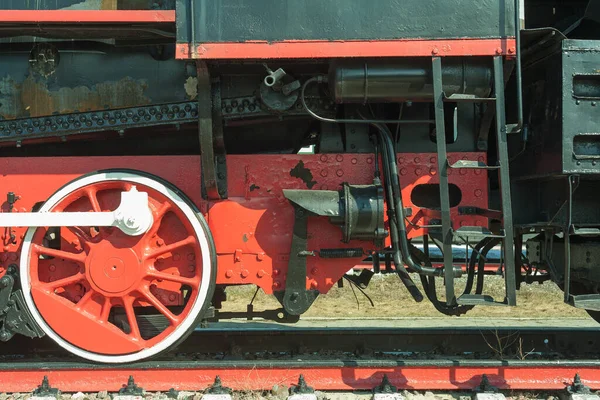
[373,122,444,278]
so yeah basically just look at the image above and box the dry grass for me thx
[220,273,588,319]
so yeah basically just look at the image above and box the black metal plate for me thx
[177,0,515,45]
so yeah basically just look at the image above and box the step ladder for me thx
[431,56,517,307]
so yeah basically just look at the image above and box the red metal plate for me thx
[176,38,516,60]
[0,10,175,23]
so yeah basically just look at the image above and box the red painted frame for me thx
[0,154,486,297]
[176,38,517,60]
[0,10,175,23]
[0,363,596,391]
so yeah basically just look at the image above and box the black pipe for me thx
[373,122,443,278]
[375,132,424,302]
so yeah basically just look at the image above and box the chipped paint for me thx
[1,75,151,119]
[290,160,317,189]
[184,77,198,100]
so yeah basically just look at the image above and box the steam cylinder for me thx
[329,59,493,103]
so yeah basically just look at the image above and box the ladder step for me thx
[443,93,497,103]
[448,160,500,170]
[453,226,505,240]
[457,294,507,306]
[573,227,600,236]
[570,294,600,311]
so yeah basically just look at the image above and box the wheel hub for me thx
[87,242,141,295]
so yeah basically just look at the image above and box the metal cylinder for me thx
[328,59,493,103]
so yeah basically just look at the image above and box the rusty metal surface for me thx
[0,52,192,120]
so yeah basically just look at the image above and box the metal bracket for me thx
[197,61,227,200]
[0,266,44,341]
[275,207,319,316]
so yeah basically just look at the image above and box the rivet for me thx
[311,267,319,275]
[400,168,408,176]
[225,270,233,278]
[320,184,329,190]
[273,281,281,289]
[310,281,318,289]
[430,157,436,163]
[336,169,344,177]
[577,161,582,166]
[496,47,503,55]
[475,189,483,197]
[257,269,265,278]
[429,168,437,176]
[173,253,181,261]
[367,158,373,164]
[257,253,265,261]
[351,158,357,165]
[188,265,195,272]
[169,294,176,301]
[576,100,581,105]
[336,155,343,162]
[508,47,516,54]
[414,157,420,163]
[273,268,281,276]
[49,264,56,272]
[593,102,597,107]
[415,168,422,176]
[432,48,439,55]
[241,269,249,278]
[156,238,164,246]
[460,169,467,175]
[320,170,328,177]
[320,155,328,162]
[187,253,195,261]
[398,157,405,164]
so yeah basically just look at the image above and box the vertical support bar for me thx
[432,57,456,306]
[197,60,227,200]
[493,56,517,306]
[564,175,575,303]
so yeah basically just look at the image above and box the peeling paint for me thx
[290,161,317,189]
[250,184,260,192]
[61,0,116,10]
[9,75,151,118]
[184,77,198,100]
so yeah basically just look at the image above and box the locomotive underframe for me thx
[0,0,599,363]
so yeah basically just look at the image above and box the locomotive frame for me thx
[0,0,598,363]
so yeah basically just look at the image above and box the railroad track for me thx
[2,324,600,392]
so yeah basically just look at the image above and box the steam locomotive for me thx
[0,0,598,363]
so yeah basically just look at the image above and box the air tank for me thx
[328,59,493,103]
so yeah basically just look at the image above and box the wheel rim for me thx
[20,171,213,363]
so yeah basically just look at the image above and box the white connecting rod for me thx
[0,186,154,236]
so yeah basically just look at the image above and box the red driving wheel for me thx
[20,171,215,363]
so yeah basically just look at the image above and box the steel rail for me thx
[2,325,600,391]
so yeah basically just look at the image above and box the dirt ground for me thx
[220,273,589,319]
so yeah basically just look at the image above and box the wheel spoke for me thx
[42,272,85,290]
[146,269,200,288]
[146,201,171,238]
[84,187,102,212]
[144,236,195,261]
[32,243,87,264]
[75,289,95,312]
[140,286,179,325]
[123,296,142,341]
[100,296,112,323]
